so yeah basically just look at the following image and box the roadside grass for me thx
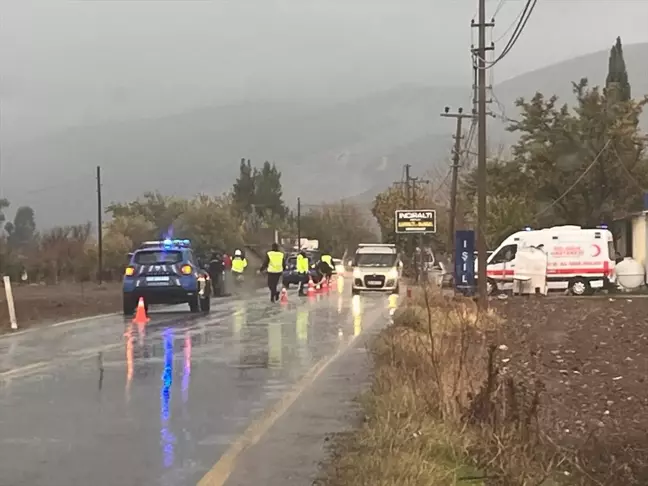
[317,286,566,486]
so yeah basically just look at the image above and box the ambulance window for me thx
[607,241,615,258]
[491,244,517,264]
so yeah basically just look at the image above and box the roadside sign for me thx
[455,230,475,293]
[395,209,436,234]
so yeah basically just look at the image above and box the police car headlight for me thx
[180,264,192,275]
[387,268,399,280]
[353,268,361,279]
[124,266,135,277]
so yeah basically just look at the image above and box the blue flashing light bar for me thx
[523,226,532,231]
[142,239,192,249]
[597,224,608,229]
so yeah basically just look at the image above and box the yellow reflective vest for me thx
[321,254,333,266]
[267,251,284,273]
[231,257,247,273]
[296,254,309,274]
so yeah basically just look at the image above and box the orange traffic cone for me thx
[307,276,315,297]
[133,297,150,324]
[280,287,288,304]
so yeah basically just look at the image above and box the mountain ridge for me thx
[4,43,647,227]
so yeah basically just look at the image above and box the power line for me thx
[531,139,612,221]
[612,145,647,192]
[473,0,537,70]
[493,2,525,43]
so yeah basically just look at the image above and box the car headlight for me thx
[353,268,362,279]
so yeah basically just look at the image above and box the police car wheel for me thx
[189,295,200,313]
[200,295,211,312]
[123,295,136,316]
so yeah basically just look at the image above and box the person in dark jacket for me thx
[209,252,225,296]
[259,243,285,302]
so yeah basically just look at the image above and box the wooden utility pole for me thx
[441,107,475,257]
[96,166,103,284]
[472,1,494,308]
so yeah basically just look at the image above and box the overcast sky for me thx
[2,0,648,142]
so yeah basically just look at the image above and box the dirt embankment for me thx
[494,297,648,484]
[318,291,648,486]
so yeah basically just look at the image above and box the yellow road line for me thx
[197,308,372,486]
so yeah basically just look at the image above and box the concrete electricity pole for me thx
[96,165,103,285]
[472,0,494,308]
[441,106,475,258]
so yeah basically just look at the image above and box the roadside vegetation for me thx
[319,288,648,485]
[318,287,558,486]
[0,159,378,285]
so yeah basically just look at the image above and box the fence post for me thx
[3,276,17,330]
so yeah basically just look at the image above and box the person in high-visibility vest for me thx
[231,249,247,282]
[260,243,285,302]
[319,249,335,284]
[296,250,310,296]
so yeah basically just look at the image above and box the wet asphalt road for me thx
[0,278,396,486]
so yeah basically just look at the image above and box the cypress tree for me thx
[606,36,631,101]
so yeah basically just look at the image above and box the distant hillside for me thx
[3,42,647,227]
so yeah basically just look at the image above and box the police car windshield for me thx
[355,253,396,267]
[134,250,182,265]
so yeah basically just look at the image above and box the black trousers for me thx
[298,273,308,294]
[267,272,282,301]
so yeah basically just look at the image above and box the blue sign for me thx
[455,230,475,293]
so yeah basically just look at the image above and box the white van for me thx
[352,244,402,295]
[483,225,616,295]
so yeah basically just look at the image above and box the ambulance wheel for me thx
[569,278,591,296]
[486,279,497,295]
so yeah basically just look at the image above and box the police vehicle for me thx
[122,239,211,315]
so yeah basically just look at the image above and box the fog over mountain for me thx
[1,1,647,226]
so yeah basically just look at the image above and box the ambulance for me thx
[482,225,616,295]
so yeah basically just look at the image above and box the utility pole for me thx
[404,164,412,208]
[397,164,430,282]
[472,2,494,308]
[297,197,301,250]
[96,166,103,285]
[441,106,475,258]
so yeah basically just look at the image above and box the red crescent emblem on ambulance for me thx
[591,244,601,257]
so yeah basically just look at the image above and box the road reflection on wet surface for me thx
[0,280,398,486]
